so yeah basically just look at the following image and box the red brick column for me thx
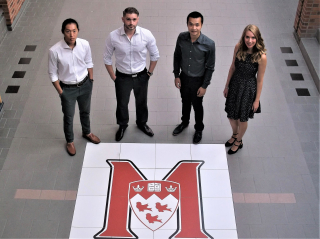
[294,0,320,39]
[0,0,25,29]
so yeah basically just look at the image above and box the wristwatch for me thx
[147,71,153,76]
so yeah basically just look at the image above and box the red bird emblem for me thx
[155,202,172,212]
[136,202,152,212]
[146,213,162,223]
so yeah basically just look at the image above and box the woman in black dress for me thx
[223,24,267,154]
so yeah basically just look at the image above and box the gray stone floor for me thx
[0,0,319,238]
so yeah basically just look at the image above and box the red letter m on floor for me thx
[94,160,212,239]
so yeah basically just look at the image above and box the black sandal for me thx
[228,139,243,154]
[225,133,238,147]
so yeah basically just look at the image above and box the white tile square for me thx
[83,143,120,167]
[69,227,102,239]
[201,170,232,198]
[77,168,110,196]
[120,143,156,168]
[208,229,238,239]
[203,198,237,230]
[191,144,228,169]
[72,196,107,228]
[155,144,191,168]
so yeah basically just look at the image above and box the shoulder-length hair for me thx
[236,24,266,63]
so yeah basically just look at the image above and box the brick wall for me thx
[294,0,320,39]
[0,0,25,27]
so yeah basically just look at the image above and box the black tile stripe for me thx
[290,73,304,81]
[296,88,310,96]
[285,60,298,66]
[18,58,31,64]
[281,47,293,53]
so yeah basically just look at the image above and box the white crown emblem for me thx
[133,185,144,192]
[165,185,177,192]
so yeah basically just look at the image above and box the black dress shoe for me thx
[172,123,189,136]
[193,131,202,144]
[115,126,127,141]
[137,124,154,137]
[228,140,243,154]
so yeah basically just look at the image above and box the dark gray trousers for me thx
[60,78,93,142]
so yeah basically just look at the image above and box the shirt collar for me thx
[185,32,204,44]
[62,38,77,49]
[120,25,140,36]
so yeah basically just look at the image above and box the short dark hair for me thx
[187,11,203,24]
[61,18,79,34]
[123,7,139,17]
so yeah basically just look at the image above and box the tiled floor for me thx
[0,0,319,238]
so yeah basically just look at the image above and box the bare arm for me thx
[105,64,116,81]
[148,60,157,75]
[52,80,63,95]
[252,54,267,111]
[223,43,240,98]
[87,68,93,80]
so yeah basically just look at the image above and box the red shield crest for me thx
[129,180,180,231]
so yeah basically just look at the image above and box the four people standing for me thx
[49,12,265,155]
[173,11,215,144]
[103,7,160,141]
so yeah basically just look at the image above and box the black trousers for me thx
[115,70,150,126]
[179,72,204,131]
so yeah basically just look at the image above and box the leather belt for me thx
[60,75,89,88]
[116,68,147,78]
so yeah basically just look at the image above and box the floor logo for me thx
[94,160,213,239]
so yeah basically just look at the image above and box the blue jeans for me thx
[60,78,93,142]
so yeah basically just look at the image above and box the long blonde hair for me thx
[236,24,266,63]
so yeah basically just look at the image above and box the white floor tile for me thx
[207,229,238,239]
[155,144,191,168]
[201,170,232,198]
[203,198,237,230]
[77,168,110,196]
[130,228,154,239]
[191,144,228,169]
[69,227,102,239]
[120,143,156,168]
[72,196,107,228]
[83,143,120,167]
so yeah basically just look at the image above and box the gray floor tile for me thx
[238,156,264,174]
[56,220,72,239]
[234,204,261,224]
[285,204,316,224]
[0,199,26,221]
[253,174,282,193]
[29,170,58,190]
[303,224,319,238]
[1,219,32,238]
[236,224,251,239]
[230,173,256,193]
[277,224,306,238]
[29,219,59,238]
[250,224,278,238]
[279,174,308,193]
[259,204,288,224]
[20,200,50,221]
[48,200,75,221]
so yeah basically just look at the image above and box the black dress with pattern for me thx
[225,53,261,122]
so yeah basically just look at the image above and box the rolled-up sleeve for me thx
[103,35,114,65]
[84,42,94,68]
[146,32,160,62]
[48,49,59,82]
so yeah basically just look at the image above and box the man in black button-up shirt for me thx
[173,11,215,144]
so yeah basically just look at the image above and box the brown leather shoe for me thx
[83,133,101,144]
[66,142,76,156]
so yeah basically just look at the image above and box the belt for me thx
[116,68,147,78]
[60,75,88,88]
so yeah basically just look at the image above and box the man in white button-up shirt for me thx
[104,7,160,141]
[48,18,100,156]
